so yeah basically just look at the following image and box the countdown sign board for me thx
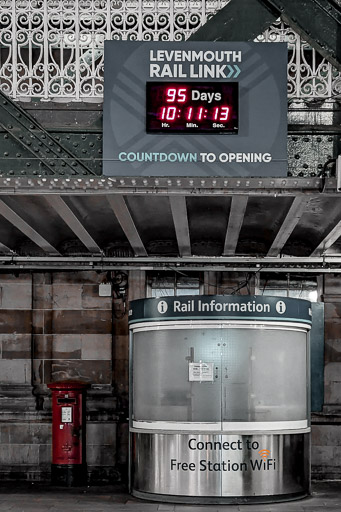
[103,41,287,177]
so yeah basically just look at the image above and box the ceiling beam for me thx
[0,199,60,255]
[189,0,278,42]
[267,197,310,257]
[44,195,102,254]
[223,196,248,256]
[106,195,147,257]
[169,196,191,257]
[311,219,341,256]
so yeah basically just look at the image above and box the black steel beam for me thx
[265,0,341,70]
[0,254,341,273]
[188,0,279,42]
[189,0,340,70]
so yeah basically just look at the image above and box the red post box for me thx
[48,380,89,486]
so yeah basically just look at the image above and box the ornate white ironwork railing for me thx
[256,19,340,100]
[0,1,340,102]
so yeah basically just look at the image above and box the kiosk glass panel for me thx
[221,328,308,422]
[133,326,308,424]
[133,328,222,422]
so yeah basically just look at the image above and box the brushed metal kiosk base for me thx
[132,489,309,505]
[131,432,310,504]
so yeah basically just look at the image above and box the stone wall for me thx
[0,420,117,482]
[31,272,113,396]
[0,270,123,482]
[0,273,34,413]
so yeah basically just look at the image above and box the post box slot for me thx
[57,398,77,404]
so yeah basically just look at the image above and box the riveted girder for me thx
[0,91,97,176]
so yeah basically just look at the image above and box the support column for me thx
[115,270,146,477]
[32,272,53,410]
[312,274,341,479]
[204,271,218,295]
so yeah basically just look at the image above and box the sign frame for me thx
[103,41,288,177]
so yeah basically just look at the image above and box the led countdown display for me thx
[103,41,288,177]
[146,82,238,134]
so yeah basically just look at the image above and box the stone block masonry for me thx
[0,271,123,482]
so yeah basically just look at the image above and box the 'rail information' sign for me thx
[103,41,287,177]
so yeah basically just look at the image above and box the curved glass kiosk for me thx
[129,295,311,503]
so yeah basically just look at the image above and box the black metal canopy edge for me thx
[189,0,341,71]
[0,255,339,273]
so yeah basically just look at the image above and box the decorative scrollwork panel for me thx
[256,19,341,100]
[0,2,340,102]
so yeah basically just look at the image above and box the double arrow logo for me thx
[226,64,241,78]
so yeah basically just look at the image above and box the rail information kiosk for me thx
[129,295,311,503]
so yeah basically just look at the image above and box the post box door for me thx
[53,394,83,464]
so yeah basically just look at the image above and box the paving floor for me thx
[0,481,340,511]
